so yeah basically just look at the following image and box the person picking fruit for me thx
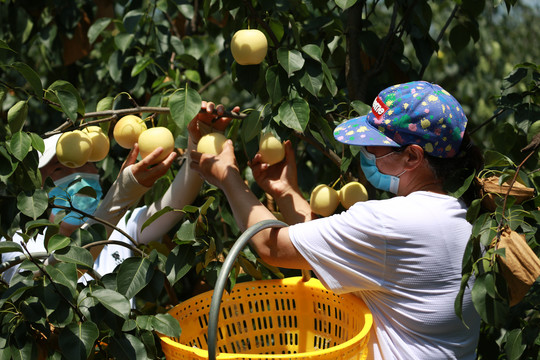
[190,81,484,360]
[1,101,238,286]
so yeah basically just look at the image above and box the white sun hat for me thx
[38,133,61,169]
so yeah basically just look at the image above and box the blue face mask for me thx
[358,147,406,194]
[48,173,103,226]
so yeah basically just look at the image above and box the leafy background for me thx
[1,0,539,359]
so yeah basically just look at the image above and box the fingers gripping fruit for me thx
[113,115,147,149]
[138,127,175,165]
[197,132,228,155]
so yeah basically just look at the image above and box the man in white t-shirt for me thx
[1,101,237,285]
[190,81,484,359]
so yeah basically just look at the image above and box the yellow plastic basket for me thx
[159,276,372,359]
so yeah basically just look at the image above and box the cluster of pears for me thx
[56,126,110,168]
[197,131,285,166]
[310,181,368,217]
[55,115,175,168]
[112,115,175,164]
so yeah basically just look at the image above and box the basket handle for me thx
[208,219,289,360]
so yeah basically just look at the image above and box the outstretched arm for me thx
[134,102,240,245]
[190,140,310,270]
[250,140,313,225]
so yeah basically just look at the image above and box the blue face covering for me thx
[48,173,103,226]
[358,147,406,194]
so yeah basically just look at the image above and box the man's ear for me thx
[403,144,425,170]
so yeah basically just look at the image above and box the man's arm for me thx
[190,140,311,270]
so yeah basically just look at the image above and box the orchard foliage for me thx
[0,0,539,359]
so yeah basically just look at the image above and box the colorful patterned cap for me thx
[333,81,468,158]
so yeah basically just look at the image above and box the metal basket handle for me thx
[207,219,309,360]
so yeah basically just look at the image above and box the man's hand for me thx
[250,140,299,198]
[188,101,241,143]
[190,140,240,189]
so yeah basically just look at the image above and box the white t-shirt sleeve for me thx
[289,199,389,293]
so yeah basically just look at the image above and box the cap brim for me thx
[333,115,400,147]
[38,133,61,168]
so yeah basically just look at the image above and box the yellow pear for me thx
[310,184,340,217]
[258,133,285,165]
[56,130,93,168]
[138,127,175,165]
[231,29,268,65]
[339,181,368,209]
[197,132,228,155]
[113,115,147,149]
[83,126,110,162]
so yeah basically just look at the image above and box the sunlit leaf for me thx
[16,189,48,219]
[169,87,202,133]
[277,48,305,77]
[9,131,32,161]
[151,313,181,337]
[278,98,309,132]
[7,101,28,134]
[91,288,131,319]
[53,246,94,269]
[117,257,154,299]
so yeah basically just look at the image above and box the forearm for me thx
[136,141,203,244]
[273,187,313,225]
[221,170,310,269]
[83,165,148,238]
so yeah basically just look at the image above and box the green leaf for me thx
[335,0,358,10]
[151,313,181,337]
[278,98,310,132]
[131,56,154,77]
[265,66,285,104]
[302,44,322,62]
[240,110,262,143]
[45,263,78,298]
[53,246,94,269]
[9,131,32,161]
[351,100,371,117]
[505,329,526,360]
[115,33,135,53]
[449,24,471,54]
[91,288,131,319]
[169,87,202,133]
[471,274,508,327]
[59,321,99,359]
[11,62,43,99]
[0,241,23,254]
[321,62,337,96]
[46,234,72,252]
[299,63,323,97]
[7,100,28,134]
[47,80,84,121]
[165,244,193,286]
[483,150,515,168]
[116,257,154,299]
[108,334,149,360]
[141,206,174,232]
[16,189,48,219]
[88,18,112,44]
[0,39,15,51]
[277,48,305,77]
